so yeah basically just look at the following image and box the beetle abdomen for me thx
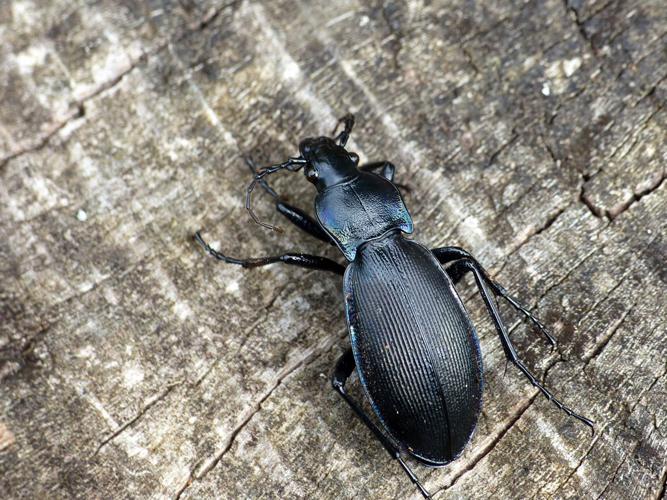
[344,233,483,464]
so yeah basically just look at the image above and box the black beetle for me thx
[194,115,593,498]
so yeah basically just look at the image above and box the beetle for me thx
[194,115,594,498]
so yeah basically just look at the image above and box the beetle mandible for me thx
[194,115,594,499]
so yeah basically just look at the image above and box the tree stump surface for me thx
[1,1,665,499]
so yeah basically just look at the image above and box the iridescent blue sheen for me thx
[315,172,413,261]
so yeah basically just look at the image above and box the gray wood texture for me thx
[1,1,665,499]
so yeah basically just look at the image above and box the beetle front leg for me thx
[445,259,595,433]
[432,246,556,347]
[194,232,344,275]
[332,348,432,499]
[332,113,355,146]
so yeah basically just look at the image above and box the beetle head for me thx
[299,137,360,191]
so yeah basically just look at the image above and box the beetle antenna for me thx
[245,157,306,232]
[332,113,355,147]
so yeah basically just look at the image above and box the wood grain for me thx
[1,1,665,498]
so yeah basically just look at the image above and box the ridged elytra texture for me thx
[344,233,483,464]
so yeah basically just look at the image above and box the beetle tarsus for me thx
[446,257,595,431]
[332,113,355,146]
[194,231,344,274]
[333,348,431,499]
[194,231,240,265]
[513,358,595,432]
[397,455,432,499]
[492,285,558,348]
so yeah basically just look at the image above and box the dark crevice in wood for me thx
[174,329,348,499]
[433,393,539,496]
[173,361,308,499]
[530,204,568,240]
[0,104,84,170]
[549,363,667,499]
[579,180,604,218]
[547,421,609,498]
[460,46,480,75]
[582,304,635,368]
[541,137,558,165]
[496,200,574,276]
[607,171,666,220]
[594,437,640,500]
[575,265,633,326]
[486,130,519,167]
[635,71,667,107]
[92,381,182,456]
[577,99,664,219]
[0,0,242,171]
[0,56,142,169]
[629,366,667,421]
[562,0,597,56]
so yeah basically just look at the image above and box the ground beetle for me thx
[194,115,594,498]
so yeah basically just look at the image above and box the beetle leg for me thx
[446,259,595,433]
[332,348,432,499]
[358,161,412,193]
[245,157,334,244]
[332,113,355,147]
[194,232,345,275]
[358,161,396,182]
[432,247,556,347]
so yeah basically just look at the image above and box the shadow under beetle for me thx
[194,115,594,499]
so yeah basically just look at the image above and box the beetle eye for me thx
[305,165,319,183]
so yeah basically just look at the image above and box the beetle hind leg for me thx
[332,348,433,499]
[433,246,556,347]
[446,259,595,433]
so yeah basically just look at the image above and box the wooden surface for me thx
[1,1,665,499]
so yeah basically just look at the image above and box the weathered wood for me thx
[1,1,665,499]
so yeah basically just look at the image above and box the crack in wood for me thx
[0,0,242,171]
[593,438,635,500]
[433,393,540,496]
[607,171,666,220]
[0,104,84,170]
[486,130,520,168]
[583,304,635,368]
[92,381,182,456]
[495,202,575,276]
[576,100,664,219]
[546,361,667,498]
[579,181,604,218]
[563,0,598,56]
[173,329,347,499]
[543,420,610,499]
